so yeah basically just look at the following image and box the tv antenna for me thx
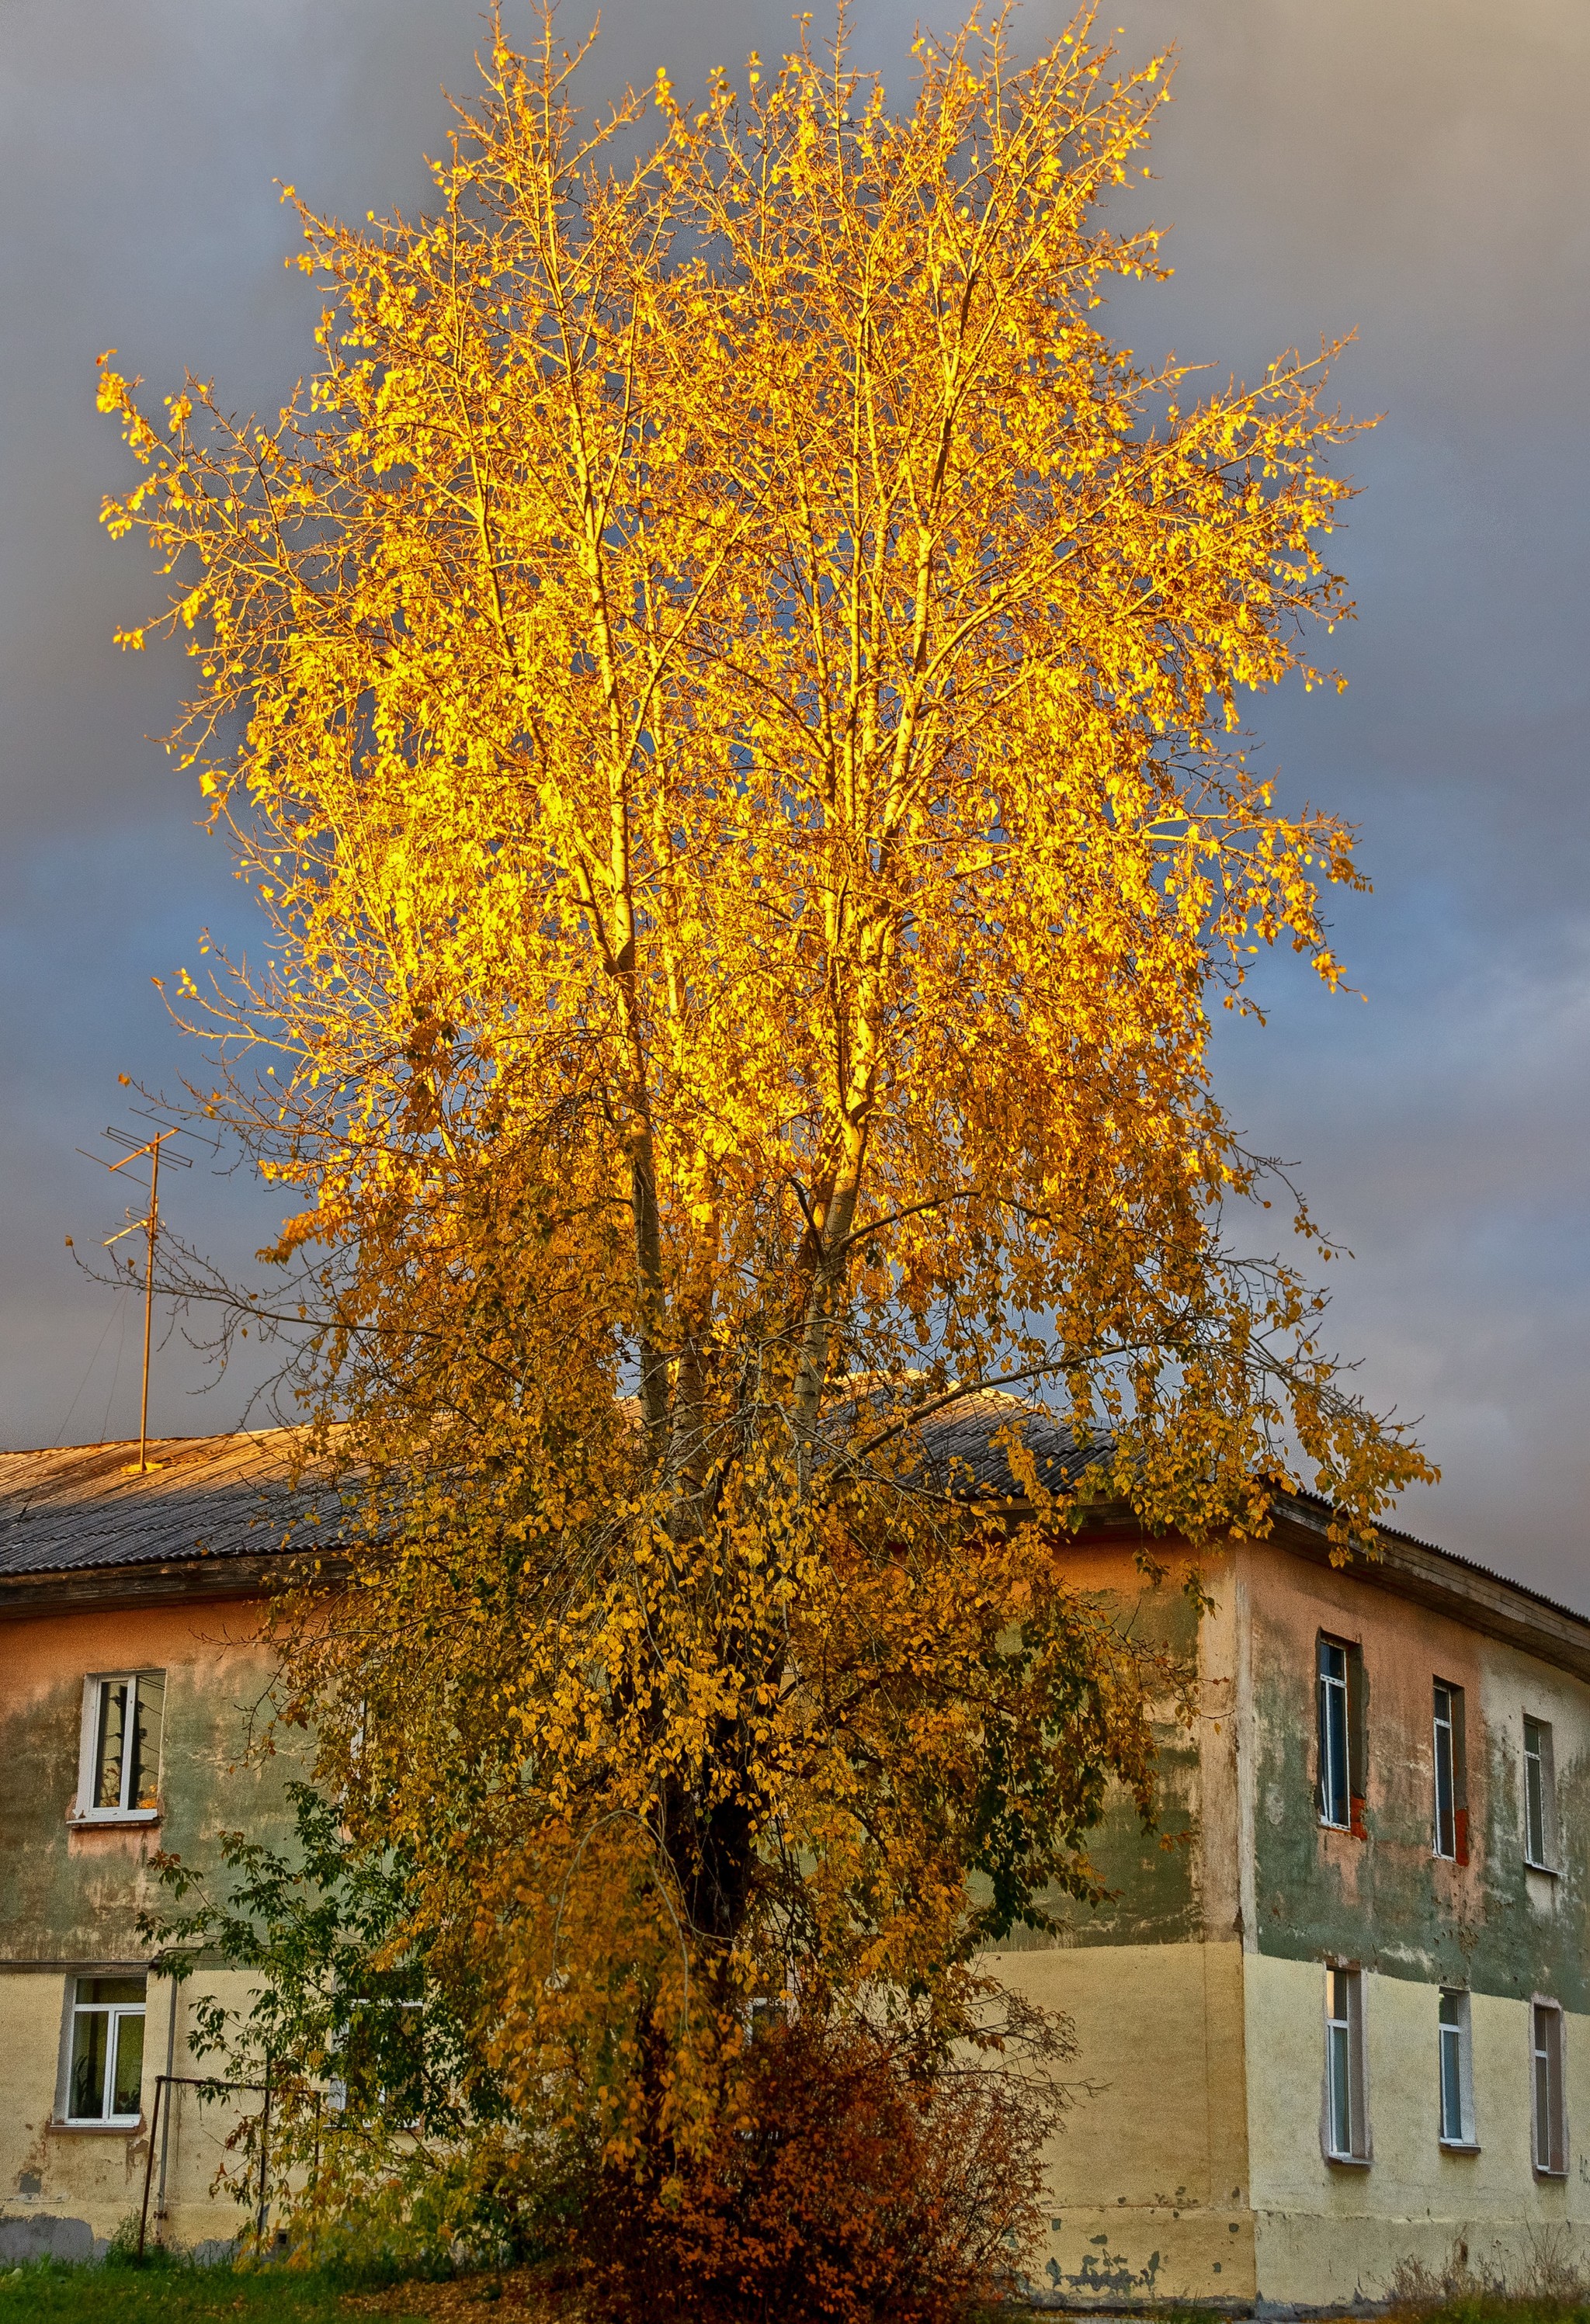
[78,1119,196,1475]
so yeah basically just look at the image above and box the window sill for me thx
[1525,1860,1560,1878]
[1439,2140,1481,2156]
[1324,2153,1371,2170]
[53,2118,145,2136]
[67,1811,161,1830]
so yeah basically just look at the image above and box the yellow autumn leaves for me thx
[101,0,1432,2189]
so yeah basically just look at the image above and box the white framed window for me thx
[65,1977,146,2125]
[75,1672,165,1821]
[1318,1636,1363,1830]
[1523,1716,1557,1870]
[1324,1964,1370,2163]
[1318,1640,1349,1827]
[1438,1989,1476,2148]
[1532,1999,1567,2176]
[1432,1682,1466,1861]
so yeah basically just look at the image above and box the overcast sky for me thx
[2,0,1586,1604]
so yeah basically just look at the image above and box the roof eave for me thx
[959,1490,1590,1684]
[1263,1493,1590,1684]
[0,1545,341,1618]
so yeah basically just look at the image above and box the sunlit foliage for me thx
[104,1,1432,2267]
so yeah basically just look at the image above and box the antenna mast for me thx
[86,1123,194,1474]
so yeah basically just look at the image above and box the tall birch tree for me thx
[104,0,1432,2197]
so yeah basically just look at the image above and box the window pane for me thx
[1541,2007,1565,2170]
[77,1977,146,2006]
[1318,1646,1347,1824]
[1439,2023,1463,2140]
[93,1682,128,1811]
[110,2010,144,2118]
[130,1674,164,1811]
[1435,1735,1454,1855]
[1535,2017,1552,2163]
[1523,1717,1554,1867]
[1330,2020,1352,2154]
[1433,1687,1455,1856]
[1526,1740,1546,1862]
[1323,1683,1349,1824]
[69,2007,109,2120]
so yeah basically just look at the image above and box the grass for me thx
[0,2261,426,2323]
[9,2275,1590,2324]
[0,2256,572,2322]
[1387,2308,1590,2324]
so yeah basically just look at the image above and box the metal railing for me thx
[137,2069,322,2260]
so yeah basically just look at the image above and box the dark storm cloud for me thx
[2,0,1586,1600]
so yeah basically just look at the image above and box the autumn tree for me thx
[105,0,1432,2272]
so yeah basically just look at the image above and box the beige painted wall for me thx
[0,1590,293,1967]
[1244,1951,1590,2305]
[0,1965,266,2257]
[991,1939,1255,2305]
[981,1937,1590,2310]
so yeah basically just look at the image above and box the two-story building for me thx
[3,1424,1588,2305]
[995,1504,1590,2308]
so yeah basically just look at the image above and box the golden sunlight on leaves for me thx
[112,0,1432,2266]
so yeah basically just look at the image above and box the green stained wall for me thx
[1245,1554,1590,2012]
[984,1535,1590,2005]
[999,1563,1206,1951]
[0,1597,304,1965]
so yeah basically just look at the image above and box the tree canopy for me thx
[105,0,1432,2260]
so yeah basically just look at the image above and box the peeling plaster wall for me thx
[983,1535,1590,2308]
[1244,1544,1590,2011]
[997,1543,1213,1955]
[987,1545,1253,2307]
[0,1594,304,2249]
[0,1965,268,2257]
[1236,1542,1590,2305]
[0,1597,304,1963]
[10,1529,1590,2290]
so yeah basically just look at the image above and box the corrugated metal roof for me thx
[901,1393,1110,1504]
[905,1397,1590,1649]
[0,1431,345,1577]
[0,1404,1095,1578]
[4,1416,1585,1660]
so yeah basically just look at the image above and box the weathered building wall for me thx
[1238,1540,1590,2301]
[1245,1959,1590,2304]
[0,1593,302,2258]
[997,1937,1254,2307]
[9,1493,1590,2297]
[991,1532,1590,2308]
[0,1968,266,2260]
[997,1541,1210,1954]
[994,1542,1252,2305]
[1244,1542,1590,2010]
